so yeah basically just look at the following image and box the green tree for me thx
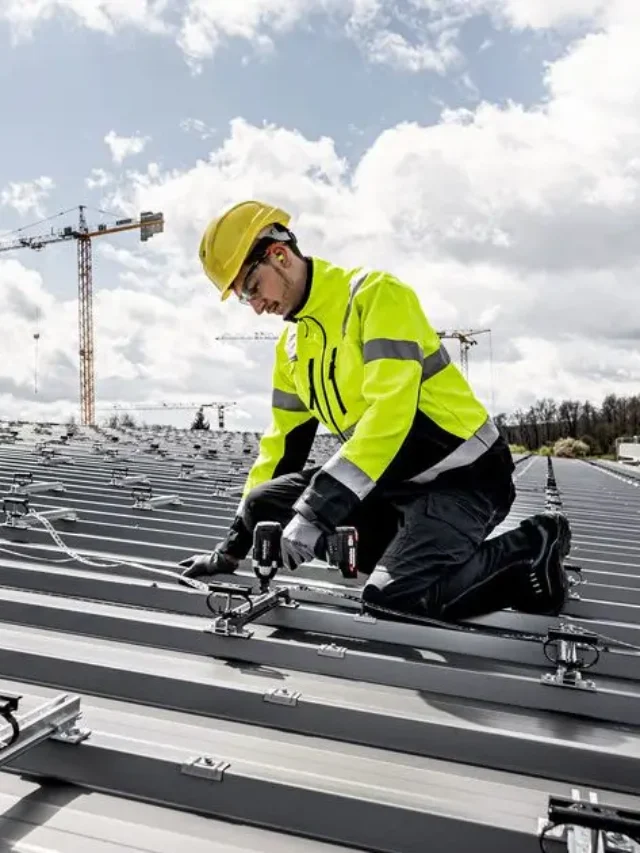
[191,407,210,431]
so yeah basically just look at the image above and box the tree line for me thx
[91,394,638,456]
[495,393,640,455]
[99,407,211,431]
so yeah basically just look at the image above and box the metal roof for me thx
[0,424,639,852]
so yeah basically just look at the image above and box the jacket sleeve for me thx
[294,273,441,531]
[241,331,318,500]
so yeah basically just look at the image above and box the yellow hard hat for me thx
[199,200,292,301]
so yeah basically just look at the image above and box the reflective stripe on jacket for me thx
[241,257,500,531]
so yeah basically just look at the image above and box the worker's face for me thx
[233,247,296,317]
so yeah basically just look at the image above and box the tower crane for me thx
[438,329,491,378]
[97,401,237,429]
[216,329,492,378]
[0,206,164,426]
[216,332,279,341]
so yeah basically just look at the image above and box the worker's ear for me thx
[267,244,288,266]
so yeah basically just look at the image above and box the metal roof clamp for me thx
[541,623,601,692]
[10,472,65,496]
[539,789,639,853]
[181,757,230,782]
[111,467,149,488]
[203,523,359,639]
[0,693,90,769]
[1,495,77,529]
[35,444,73,466]
[209,477,233,497]
[565,562,585,601]
[180,463,209,480]
[131,484,182,510]
[179,462,195,480]
[10,472,33,490]
[204,521,296,638]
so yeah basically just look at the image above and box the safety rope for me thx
[283,582,640,655]
[281,581,549,642]
[2,509,208,592]
[5,509,640,653]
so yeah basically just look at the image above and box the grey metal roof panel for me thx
[2,432,640,850]
[1,627,639,797]
[3,680,639,853]
[0,771,354,852]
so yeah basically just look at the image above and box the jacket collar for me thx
[287,257,335,322]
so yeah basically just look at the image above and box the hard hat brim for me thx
[200,202,292,300]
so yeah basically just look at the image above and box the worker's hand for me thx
[281,514,324,571]
[179,549,238,584]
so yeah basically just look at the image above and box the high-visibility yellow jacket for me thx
[241,257,503,532]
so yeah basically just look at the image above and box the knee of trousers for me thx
[239,482,272,531]
[361,583,385,607]
[361,568,392,606]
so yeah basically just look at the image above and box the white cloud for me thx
[0,258,77,415]
[2,0,640,428]
[101,0,640,417]
[481,0,609,30]
[180,118,216,140]
[86,168,113,189]
[176,0,468,74]
[0,253,260,424]
[98,242,160,273]
[1,0,611,73]
[366,27,461,73]
[0,0,168,42]
[1,177,54,217]
[104,131,150,165]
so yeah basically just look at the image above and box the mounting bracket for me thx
[179,462,209,480]
[0,693,89,768]
[1,495,77,529]
[132,484,182,510]
[205,586,293,637]
[111,467,149,488]
[181,756,230,782]
[539,789,638,852]
[565,562,585,600]
[9,474,65,495]
[541,624,600,692]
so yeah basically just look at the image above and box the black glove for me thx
[179,549,238,583]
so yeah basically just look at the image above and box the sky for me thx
[0,0,638,431]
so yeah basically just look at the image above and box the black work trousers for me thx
[234,460,541,621]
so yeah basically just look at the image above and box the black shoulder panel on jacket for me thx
[273,418,319,480]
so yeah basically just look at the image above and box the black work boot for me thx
[514,513,571,616]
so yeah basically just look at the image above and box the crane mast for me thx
[0,206,164,425]
[77,207,95,425]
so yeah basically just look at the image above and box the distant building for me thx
[616,436,640,465]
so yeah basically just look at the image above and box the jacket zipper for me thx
[328,347,347,416]
[304,317,346,442]
[307,357,326,422]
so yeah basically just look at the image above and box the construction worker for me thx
[180,200,571,621]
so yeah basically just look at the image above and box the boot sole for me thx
[519,514,570,616]
[537,514,570,616]
[557,512,572,559]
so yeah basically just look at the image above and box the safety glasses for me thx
[234,230,291,305]
[236,256,264,305]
